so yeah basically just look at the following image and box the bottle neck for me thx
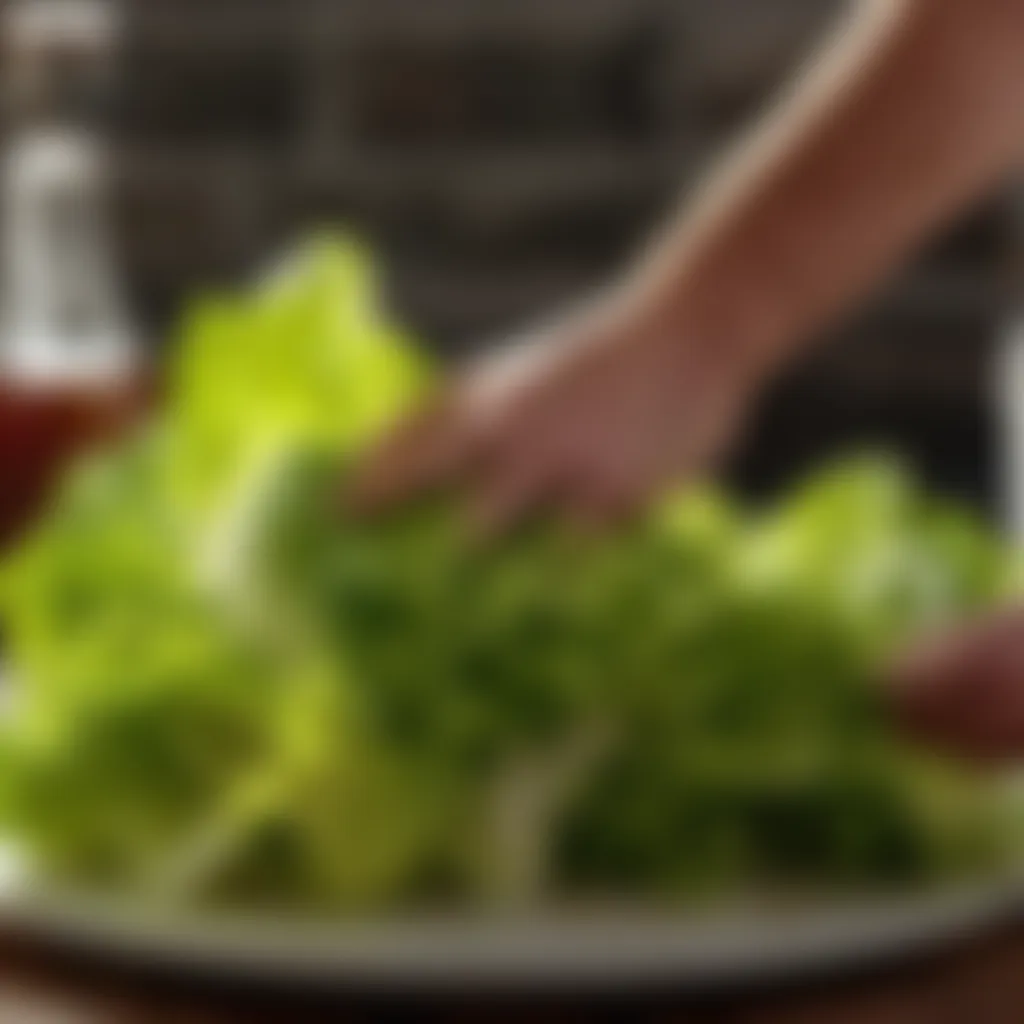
[0,124,135,388]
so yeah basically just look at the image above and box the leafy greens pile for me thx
[0,237,1020,911]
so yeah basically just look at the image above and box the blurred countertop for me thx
[0,914,1023,1023]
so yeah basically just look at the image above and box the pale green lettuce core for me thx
[0,235,1020,912]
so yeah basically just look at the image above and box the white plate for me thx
[0,881,1017,991]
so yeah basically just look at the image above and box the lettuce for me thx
[0,236,1019,911]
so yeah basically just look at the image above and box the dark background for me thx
[112,0,1022,505]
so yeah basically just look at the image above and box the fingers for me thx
[890,607,1024,763]
[469,453,560,542]
[348,391,675,539]
[563,489,633,536]
[347,389,500,514]
[343,321,726,533]
[346,339,562,516]
[469,448,648,541]
[346,400,449,513]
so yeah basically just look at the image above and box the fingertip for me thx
[564,468,644,539]
[342,473,390,519]
[469,488,534,547]
[343,447,401,518]
[468,457,556,546]
[343,398,461,518]
[563,495,625,541]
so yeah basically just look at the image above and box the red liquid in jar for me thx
[0,375,147,550]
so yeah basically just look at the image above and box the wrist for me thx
[610,263,785,397]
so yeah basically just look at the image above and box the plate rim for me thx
[0,879,1018,991]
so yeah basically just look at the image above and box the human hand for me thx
[349,293,763,534]
[891,605,1024,763]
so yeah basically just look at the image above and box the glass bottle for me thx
[0,0,143,548]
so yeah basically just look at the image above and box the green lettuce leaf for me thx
[0,236,1020,911]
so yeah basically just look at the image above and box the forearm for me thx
[630,0,1024,380]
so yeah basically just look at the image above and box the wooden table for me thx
[1,919,1023,1023]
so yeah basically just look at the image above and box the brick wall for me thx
[115,0,1021,502]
